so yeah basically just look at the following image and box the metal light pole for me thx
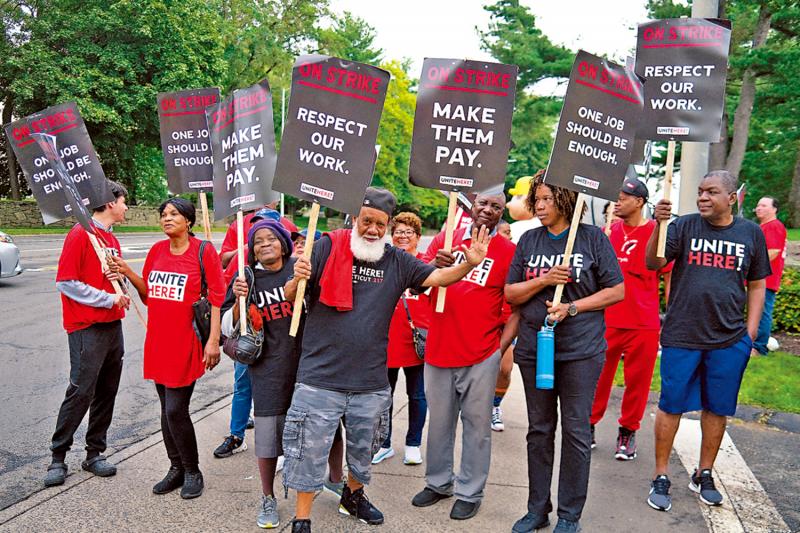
[677,0,721,214]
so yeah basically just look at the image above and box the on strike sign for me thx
[409,58,517,193]
[207,80,279,220]
[635,18,731,141]
[273,55,389,215]
[545,50,644,201]
[157,87,220,193]
[3,102,113,224]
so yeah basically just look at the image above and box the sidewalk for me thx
[0,369,709,532]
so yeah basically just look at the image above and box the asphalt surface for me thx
[0,232,797,532]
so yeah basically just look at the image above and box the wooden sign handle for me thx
[237,210,247,335]
[552,193,587,307]
[656,140,676,258]
[435,191,459,313]
[87,232,147,328]
[199,192,213,242]
[289,201,320,337]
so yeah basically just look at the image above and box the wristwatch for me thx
[567,302,578,317]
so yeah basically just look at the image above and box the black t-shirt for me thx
[506,224,623,364]
[298,236,436,392]
[661,214,771,350]
[221,258,301,417]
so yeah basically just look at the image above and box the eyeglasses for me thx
[393,230,417,238]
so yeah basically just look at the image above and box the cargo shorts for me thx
[282,382,392,493]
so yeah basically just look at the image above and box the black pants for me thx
[156,382,199,472]
[519,354,603,522]
[50,321,124,461]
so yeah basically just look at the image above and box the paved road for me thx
[0,232,235,511]
[0,233,797,532]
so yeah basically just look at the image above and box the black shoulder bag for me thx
[222,266,264,365]
[401,294,427,360]
[192,241,213,346]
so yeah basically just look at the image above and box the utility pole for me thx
[677,0,720,214]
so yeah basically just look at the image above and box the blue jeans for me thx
[230,362,252,439]
[754,289,777,355]
[383,365,427,448]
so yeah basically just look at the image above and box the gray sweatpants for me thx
[423,351,500,503]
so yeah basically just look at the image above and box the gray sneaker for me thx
[323,475,345,497]
[257,495,280,529]
[648,474,672,511]
[689,468,723,506]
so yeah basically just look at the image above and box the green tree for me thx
[316,11,383,64]
[479,0,573,186]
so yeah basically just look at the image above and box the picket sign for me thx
[289,201,320,337]
[656,140,676,258]
[435,192,459,313]
[552,193,588,307]
[199,192,213,241]
[86,232,147,328]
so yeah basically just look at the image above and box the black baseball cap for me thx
[620,178,648,200]
[362,187,397,217]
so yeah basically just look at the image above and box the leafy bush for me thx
[773,267,800,333]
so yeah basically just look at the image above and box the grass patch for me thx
[788,228,800,241]
[292,216,331,232]
[614,351,800,414]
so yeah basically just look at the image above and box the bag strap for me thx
[198,240,208,297]
[400,294,417,331]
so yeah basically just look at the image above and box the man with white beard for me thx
[282,187,491,533]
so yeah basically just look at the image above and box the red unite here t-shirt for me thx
[56,224,125,333]
[387,253,432,368]
[423,228,516,367]
[761,218,787,292]
[605,220,672,330]
[142,238,226,388]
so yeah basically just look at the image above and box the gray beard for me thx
[350,227,390,263]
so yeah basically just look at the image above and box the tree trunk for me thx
[709,109,728,170]
[725,2,772,178]
[788,145,800,228]
[1,100,21,200]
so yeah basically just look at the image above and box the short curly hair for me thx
[391,211,422,236]
[525,169,582,222]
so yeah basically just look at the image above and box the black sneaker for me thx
[647,474,672,511]
[338,485,384,525]
[615,427,637,461]
[213,435,247,458]
[689,468,723,506]
[291,519,311,533]
[180,471,204,499]
[512,512,549,532]
[152,466,184,494]
[247,416,255,430]
[450,499,481,520]
[590,425,596,450]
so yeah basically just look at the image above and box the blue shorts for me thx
[658,334,752,416]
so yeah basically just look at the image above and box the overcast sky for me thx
[330,0,660,82]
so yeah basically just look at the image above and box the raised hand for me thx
[464,225,490,266]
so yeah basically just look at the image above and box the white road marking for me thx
[673,419,790,533]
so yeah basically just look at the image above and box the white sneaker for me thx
[276,455,285,472]
[371,446,395,464]
[403,446,423,465]
[491,406,505,432]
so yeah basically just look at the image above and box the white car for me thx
[0,231,23,278]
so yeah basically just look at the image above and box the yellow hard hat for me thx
[508,176,534,197]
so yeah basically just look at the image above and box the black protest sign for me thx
[3,102,112,225]
[635,18,731,141]
[31,133,95,232]
[409,58,517,193]
[157,87,220,193]
[273,55,390,215]
[207,80,279,220]
[545,50,644,202]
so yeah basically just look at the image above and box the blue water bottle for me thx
[536,318,556,390]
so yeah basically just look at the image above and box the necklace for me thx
[621,221,646,243]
